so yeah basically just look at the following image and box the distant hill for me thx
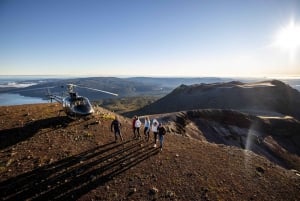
[3,77,172,100]
[125,77,235,88]
[125,80,300,119]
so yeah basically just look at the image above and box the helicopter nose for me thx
[74,104,93,115]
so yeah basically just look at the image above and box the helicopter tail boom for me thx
[48,94,63,103]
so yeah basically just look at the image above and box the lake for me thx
[0,93,48,106]
[0,75,58,106]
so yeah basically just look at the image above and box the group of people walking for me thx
[132,115,167,150]
[110,115,167,151]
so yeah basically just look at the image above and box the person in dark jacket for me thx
[158,123,166,151]
[111,116,124,142]
[132,115,138,139]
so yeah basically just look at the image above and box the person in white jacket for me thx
[151,118,159,147]
[134,116,142,139]
[144,116,151,141]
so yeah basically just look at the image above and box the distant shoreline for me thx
[0,93,48,106]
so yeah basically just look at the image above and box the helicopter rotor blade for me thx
[75,86,118,96]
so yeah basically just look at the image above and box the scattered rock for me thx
[0,166,6,173]
[90,175,97,181]
[291,169,300,177]
[128,187,137,195]
[6,159,14,167]
[10,152,17,157]
[200,187,209,201]
[149,187,159,195]
[256,166,265,174]
[165,190,176,198]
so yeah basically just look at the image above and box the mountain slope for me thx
[0,104,299,200]
[125,80,300,119]
[145,109,300,170]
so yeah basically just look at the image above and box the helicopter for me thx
[47,84,118,117]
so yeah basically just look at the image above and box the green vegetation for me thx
[94,96,160,114]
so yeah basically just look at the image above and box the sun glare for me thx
[274,20,300,50]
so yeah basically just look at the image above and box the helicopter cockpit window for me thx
[70,92,77,100]
[74,97,86,106]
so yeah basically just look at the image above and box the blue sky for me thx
[1,0,300,77]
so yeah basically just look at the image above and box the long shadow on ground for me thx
[0,116,73,149]
[0,140,159,201]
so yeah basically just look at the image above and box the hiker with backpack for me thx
[158,123,167,151]
[111,116,124,142]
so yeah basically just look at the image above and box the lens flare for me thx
[243,123,261,170]
[273,19,300,51]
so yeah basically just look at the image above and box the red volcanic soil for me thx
[0,103,299,200]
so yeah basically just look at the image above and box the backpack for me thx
[159,126,166,135]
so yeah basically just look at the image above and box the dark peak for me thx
[173,81,243,91]
[173,83,213,92]
[227,81,244,85]
[173,84,189,92]
[270,79,287,86]
[178,84,188,88]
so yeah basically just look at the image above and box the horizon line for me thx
[0,74,300,79]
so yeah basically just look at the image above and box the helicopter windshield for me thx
[73,97,88,107]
